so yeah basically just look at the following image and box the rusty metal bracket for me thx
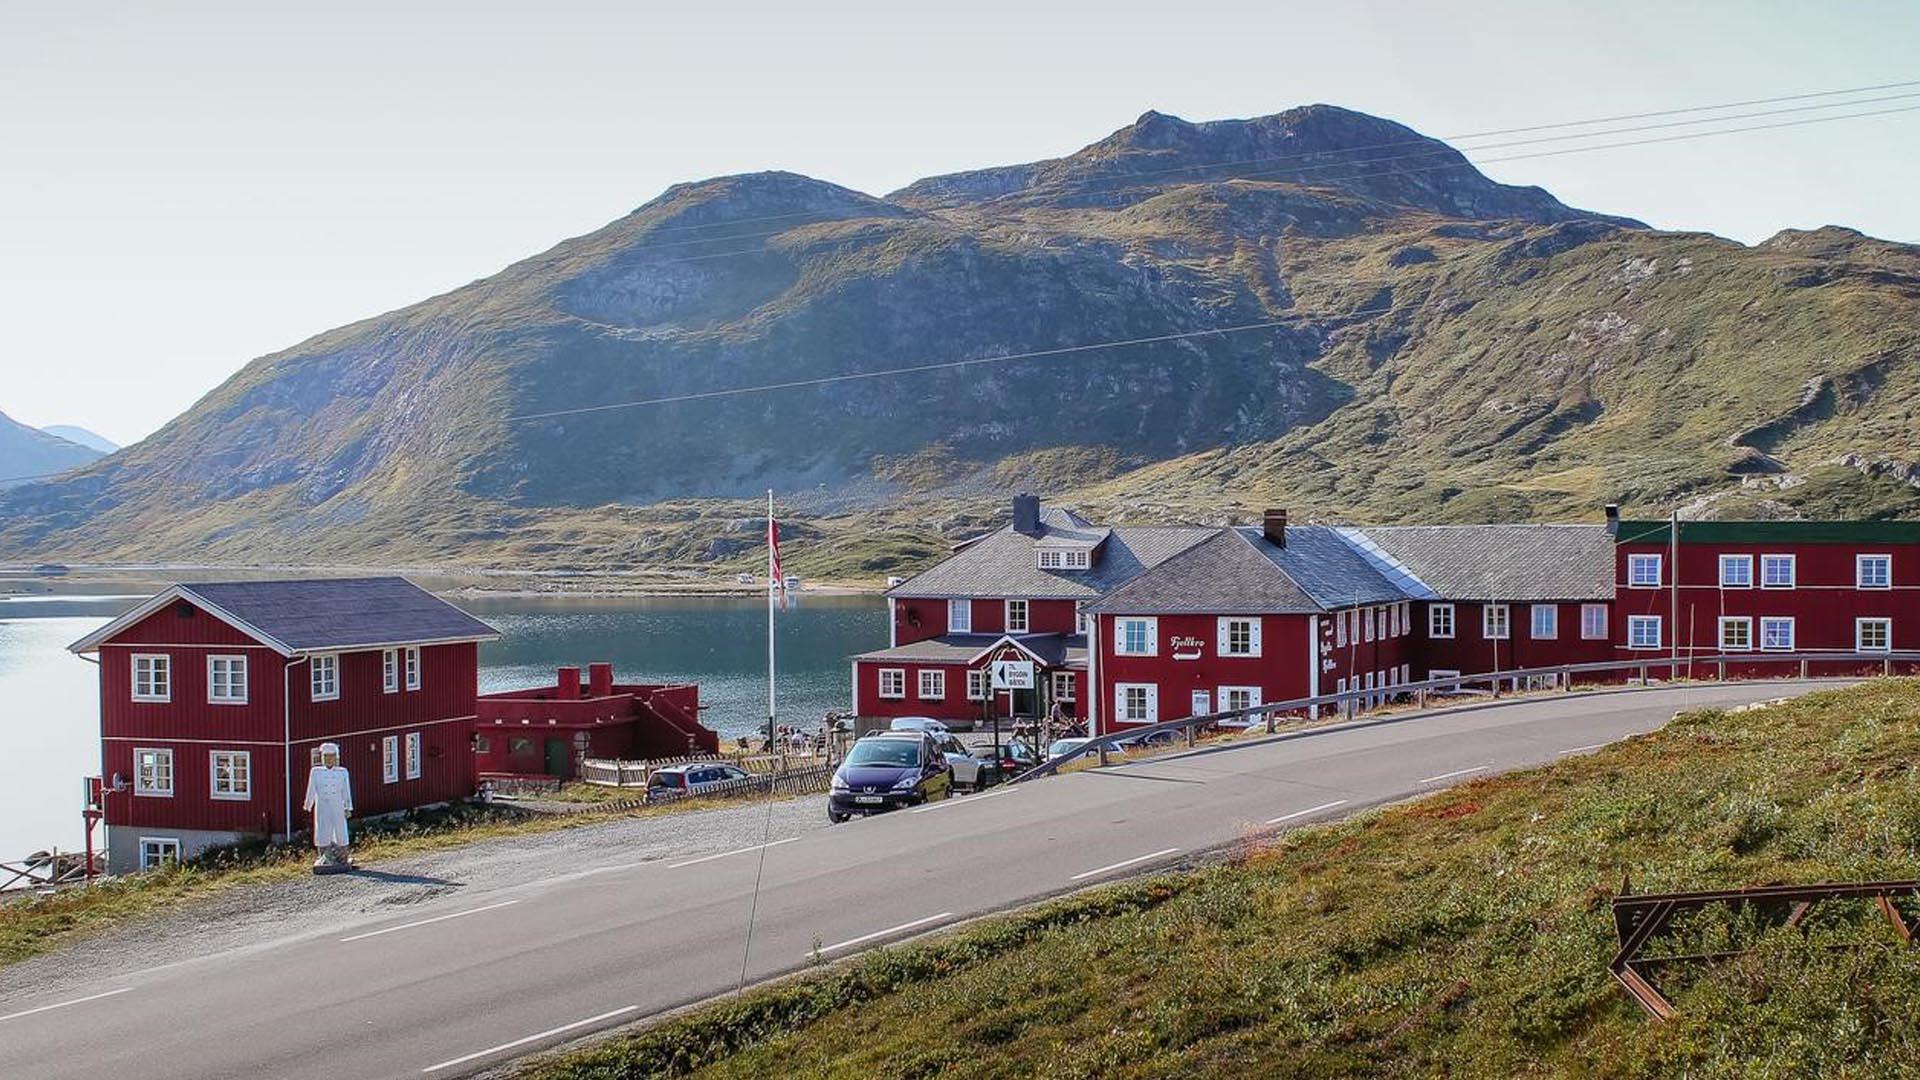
[1609,877,1920,1020]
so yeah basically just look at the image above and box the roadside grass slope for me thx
[518,680,1920,1080]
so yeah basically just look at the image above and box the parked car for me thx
[931,732,992,790]
[973,739,1039,781]
[828,732,953,821]
[1047,737,1096,762]
[647,762,755,800]
[889,716,951,735]
[1115,728,1179,752]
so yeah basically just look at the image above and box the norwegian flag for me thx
[768,511,789,611]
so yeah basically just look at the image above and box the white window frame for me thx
[966,669,988,701]
[382,648,399,693]
[311,654,340,701]
[210,750,252,800]
[1760,616,1796,652]
[1858,554,1893,590]
[1580,603,1608,641]
[1530,605,1558,640]
[1857,617,1892,653]
[1218,685,1261,713]
[405,731,423,780]
[1484,604,1510,640]
[948,598,972,634]
[131,653,171,703]
[918,669,946,701]
[405,646,422,690]
[1627,615,1662,651]
[138,836,181,870]
[1218,617,1261,658]
[1761,554,1796,589]
[1336,609,1349,647]
[878,668,906,700]
[1627,553,1662,589]
[1051,670,1077,702]
[1114,682,1158,725]
[1718,555,1753,589]
[133,747,174,797]
[382,735,400,784]
[1428,603,1455,639]
[1363,607,1375,643]
[1718,616,1752,652]
[206,654,248,704]
[1115,617,1158,657]
[1005,599,1029,634]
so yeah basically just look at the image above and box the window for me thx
[1581,604,1608,640]
[210,750,252,799]
[474,735,490,755]
[508,736,533,756]
[1076,605,1089,635]
[134,747,173,796]
[1429,603,1455,639]
[1761,554,1796,589]
[1719,617,1752,652]
[1037,549,1090,570]
[1363,607,1375,643]
[1336,609,1349,647]
[1038,549,1062,570]
[311,654,339,701]
[1399,602,1411,636]
[878,668,906,699]
[1628,553,1662,588]
[948,599,972,634]
[1218,617,1261,657]
[1761,617,1795,651]
[1628,616,1662,650]
[1115,683,1158,724]
[131,654,171,702]
[1858,618,1893,653]
[1115,617,1157,656]
[1005,599,1029,633]
[1530,605,1558,640]
[1484,604,1510,640]
[1859,555,1893,590]
[207,655,247,704]
[382,649,399,693]
[405,646,422,690]
[966,669,987,700]
[382,735,400,783]
[1052,670,1077,702]
[1719,555,1753,589]
[1219,686,1261,712]
[138,837,180,870]
[918,669,946,700]
[405,731,422,780]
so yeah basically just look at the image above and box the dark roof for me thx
[180,577,499,652]
[1241,526,1407,609]
[852,633,1087,668]
[1616,519,1920,545]
[1086,529,1321,615]
[889,507,1213,600]
[1351,525,1614,601]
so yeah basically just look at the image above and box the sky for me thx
[4,0,1918,447]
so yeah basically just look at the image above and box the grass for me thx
[516,679,1920,1080]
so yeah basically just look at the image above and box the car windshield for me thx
[846,740,920,767]
[1049,740,1088,757]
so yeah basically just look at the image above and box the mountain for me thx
[0,412,104,489]
[41,426,118,454]
[2,105,1917,573]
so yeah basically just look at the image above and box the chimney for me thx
[1263,508,1288,548]
[587,662,614,697]
[1604,503,1621,535]
[1011,493,1043,537]
[557,666,583,698]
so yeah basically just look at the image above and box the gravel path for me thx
[1,794,830,1007]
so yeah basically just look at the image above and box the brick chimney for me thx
[587,662,614,697]
[1263,508,1288,548]
[557,666,582,698]
[1012,493,1043,537]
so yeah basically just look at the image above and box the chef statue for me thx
[303,741,355,874]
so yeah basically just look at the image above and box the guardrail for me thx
[1012,651,1920,782]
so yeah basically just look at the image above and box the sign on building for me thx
[990,659,1036,690]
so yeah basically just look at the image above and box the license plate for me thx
[854,795,884,804]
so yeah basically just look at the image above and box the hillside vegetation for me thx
[518,680,1920,1079]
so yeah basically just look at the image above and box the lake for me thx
[0,591,886,859]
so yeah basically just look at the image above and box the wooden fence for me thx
[1,849,97,894]
[643,762,835,805]
[580,747,835,788]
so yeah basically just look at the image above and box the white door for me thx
[1191,689,1211,717]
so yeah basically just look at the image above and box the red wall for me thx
[892,596,1080,645]
[1096,613,1317,734]
[1412,601,1612,678]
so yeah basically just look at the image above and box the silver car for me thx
[930,732,991,789]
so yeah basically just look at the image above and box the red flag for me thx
[768,515,788,611]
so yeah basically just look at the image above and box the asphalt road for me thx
[2,681,1836,1079]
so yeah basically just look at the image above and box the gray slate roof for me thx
[1348,525,1615,601]
[1242,526,1408,609]
[180,577,500,652]
[889,508,1214,600]
[1085,526,1407,615]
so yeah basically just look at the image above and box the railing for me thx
[580,746,834,788]
[640,763,835,806]
[1013,651,1920,782]
[0,849,98,894]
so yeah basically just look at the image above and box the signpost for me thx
[987,658,1036,774]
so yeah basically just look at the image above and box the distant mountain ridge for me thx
[0,411,103,489]
[1,105,1917,570]
[41,426,117,454]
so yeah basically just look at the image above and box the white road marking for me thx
[814,912,955,955]
[1419,765,1489,783]
[1265,799,1349,825]
[911,788,1014,813]
[339,899,521,943]
[422,1005,640,1072]
[0,986,135,1023]
[1069,847,1182,881]
[667,836,797,869]
[1557,743,1608,755]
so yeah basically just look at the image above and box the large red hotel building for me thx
[854,496,1920,734]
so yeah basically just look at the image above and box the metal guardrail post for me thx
[1185,724,1196,747]
[1097,743,1109,767]
[1491,674,1502,699]
[1716,660,1725,682]
[1265,710,1277,734]
[1886,657,1894,677]
[1800,659,1809,678]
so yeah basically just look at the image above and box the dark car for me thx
[828,732,953,822]
[973,739,1039,783]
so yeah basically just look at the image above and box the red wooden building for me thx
[70,577,499,872]
[475,663,717,779]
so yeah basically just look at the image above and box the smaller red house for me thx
[70,577,499,873]
[474,663,718,779]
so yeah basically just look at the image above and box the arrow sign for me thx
[990,659,1035,690]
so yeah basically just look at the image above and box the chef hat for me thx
[319,742,341,756]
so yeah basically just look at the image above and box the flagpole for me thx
[767,489,777,752]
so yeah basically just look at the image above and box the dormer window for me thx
[1037,548,1091,571]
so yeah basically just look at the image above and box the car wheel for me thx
[828,809,849,824]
